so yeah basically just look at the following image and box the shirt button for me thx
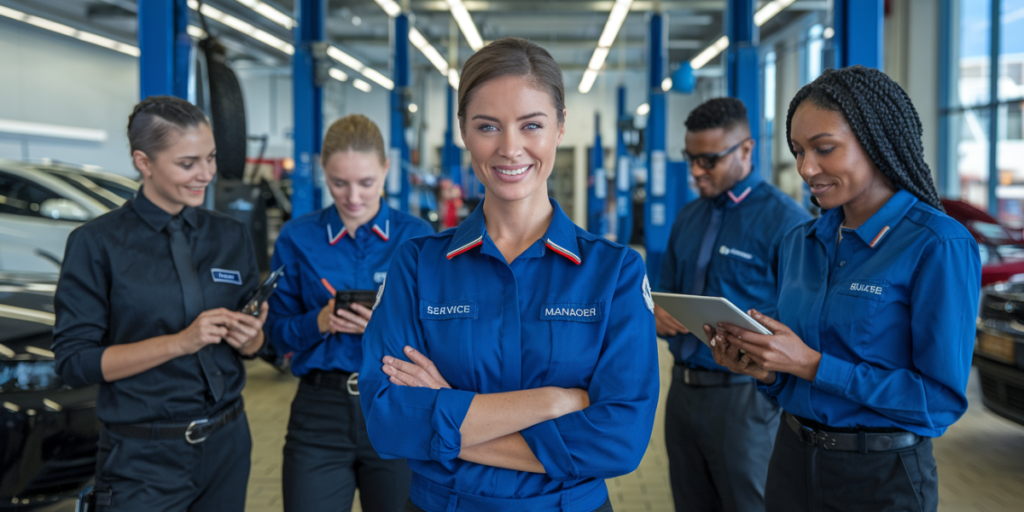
[839,260,846,267]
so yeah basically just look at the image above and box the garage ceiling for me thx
[0,0,827,77]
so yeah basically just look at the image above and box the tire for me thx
[204,47,247,181]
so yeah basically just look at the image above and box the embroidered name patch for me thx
[719,245,754,260]
[211,268,242,285]
[839,280,887,300]
[541,303,604,322]
[420,301,477,320]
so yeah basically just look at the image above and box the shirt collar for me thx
[446,198,582,265]
[325,198,392,245]
[131,187,198,232]
[713,169,764,208]
[808,188,918,249]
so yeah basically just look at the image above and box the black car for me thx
[1,273,98,510]
[975,282,1024,427]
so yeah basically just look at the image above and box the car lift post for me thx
[644,11,670,286]
[388,13,412,212]
[291,0,326,217]
[615,85,634,245]
[138,0,190,100]
[726,0,761,177]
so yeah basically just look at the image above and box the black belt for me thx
[302,369,359,395]
[104,399,243,445]
[785,412,921,453]
[672,363,751,387]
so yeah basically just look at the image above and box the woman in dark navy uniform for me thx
[359,38,660,512]
[265,114,432,512]
[52,95,267,511]
[708,66,981,512]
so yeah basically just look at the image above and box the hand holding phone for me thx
[334,290,377,316]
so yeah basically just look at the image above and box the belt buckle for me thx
[185,418,210,444]
[816,430,837,450]
[683,368,693,385]
[346,373,359,396]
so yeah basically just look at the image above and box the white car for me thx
[0,159,139,273]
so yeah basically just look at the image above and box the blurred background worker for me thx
[265,114,433,512]
[654,98,810,512]
[52,95,267,511]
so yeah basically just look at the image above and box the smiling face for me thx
[684,126,754,198]
[323,150,388,227]
[134,123,216,215]
[790,102,894,214]
[460,75,566,206]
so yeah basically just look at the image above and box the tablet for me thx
[651,292,772,347]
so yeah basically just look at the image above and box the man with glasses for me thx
[656,97,810,512]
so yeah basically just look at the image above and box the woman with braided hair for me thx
[53,95,266,510]
[707,65,980,511]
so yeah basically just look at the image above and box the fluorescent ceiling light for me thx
[0,118,108,142]
[408,103,419,113]
[690,35,729,70]
[236,0,293,29]
[446,0,484,51]
[578,0,633,94]
[636,103,650,116]
[374,0,402,17]
[409,28,449,76]
[187,25,207,38]
[754,0,796,27]
[578,69,599,94]
[448,69,461,90]
[0,5,139,56]
[329,68,349,81]
[661,77,672,91]
[689,0,795,71]
[327,46,394,90]
[823,26,835,39]
[188,0,293,54]
[353,79,373,93]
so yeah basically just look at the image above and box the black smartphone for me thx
[239,266,285,317]
[334,290,377,315]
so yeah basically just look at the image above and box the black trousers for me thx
[282,378,411,512]
[403,497,614,512]
[93,410,251,511]
[664,371,780,512]
[765,418,938,512]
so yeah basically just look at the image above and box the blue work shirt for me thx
[657,170,811,370]
[266,199,433,376]
[763,189,980,437]
[360,199,659,512]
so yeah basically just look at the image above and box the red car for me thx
[942,199,1024,286]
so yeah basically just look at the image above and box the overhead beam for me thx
[410,1,827,12]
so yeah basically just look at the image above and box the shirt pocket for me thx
[827,279,886,350]
[543,301,607,386]
[418,299,478,386]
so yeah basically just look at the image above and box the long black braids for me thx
[784,65,944,212]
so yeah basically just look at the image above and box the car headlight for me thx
[0,359,64,392]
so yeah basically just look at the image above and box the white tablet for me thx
[651,292,772,346]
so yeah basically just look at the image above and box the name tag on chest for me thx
[211,268,242,285]
[420,301,477,320]
[541,303,603,323]
[842,281,886,300]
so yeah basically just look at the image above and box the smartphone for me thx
[239,266,285,317]
[334,290,377,315]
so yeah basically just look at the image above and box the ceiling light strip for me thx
[327,46,394,90]
[187,0,293,54]
[0,5,139,56]
[409,28,449,76]
[578,0,633,94]
[374,0,403,17]
[690,0,795,71]
[235,0,293,29]
[446,0,483,51]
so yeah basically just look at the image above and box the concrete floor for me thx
[241,342,1024,512]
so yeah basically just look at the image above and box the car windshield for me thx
[972,220,1014,243]
[32,168,128,209]
[980,244,1024,265]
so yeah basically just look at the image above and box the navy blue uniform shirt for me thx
[266,199,433,376]
[360,199,659,512]
[53,192,259,424]
[657,170,811,370]
[763,189,981,437]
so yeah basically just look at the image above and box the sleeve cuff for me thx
[302,309,327,342]
[521,417,579,481]
[79,346,108,386]
[812,352,855,397]
[758,371,788,397]
[428,388,476,461]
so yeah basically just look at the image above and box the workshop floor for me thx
[241,343,1024,512]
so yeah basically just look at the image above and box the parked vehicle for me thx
[0,272,98,510]
[975,282,1024,428]
[0,160,138,273]
[942,198,1024,286]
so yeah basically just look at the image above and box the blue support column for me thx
[937,0,955,199]
[138,0,191,99]
[588,113,607,235]
[387,13,411,213]
[832,0,884,69]
[292,0,325,218]
[988,0,1002,216]
[645,12,670,285]
[726,0,761,173]
[441,84,462,187]
[615,85,634,245]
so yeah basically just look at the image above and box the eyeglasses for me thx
[682,138,749,170]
